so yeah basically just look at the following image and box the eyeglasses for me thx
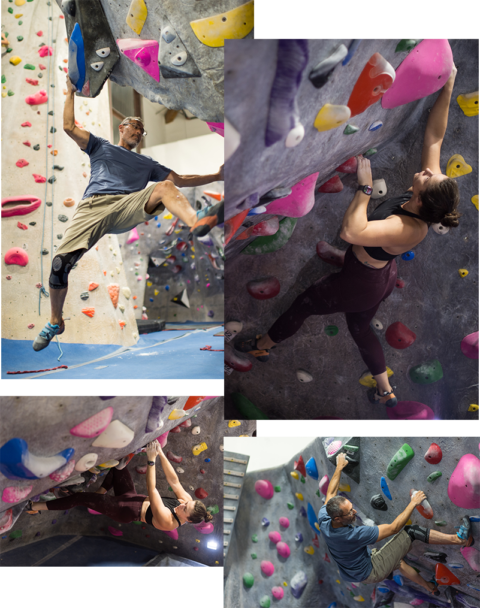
[123,122,147,137]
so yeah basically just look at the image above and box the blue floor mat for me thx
[2,327,224,379]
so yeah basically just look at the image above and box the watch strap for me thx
[147,460,155,466]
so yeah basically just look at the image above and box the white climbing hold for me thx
[96,47,111,58]
[296,369,313,383]
[225,321,243,342]
[177,467,184,474]
[118,304,125,312]
[192,426,201,435]
[371,318,383,330]
[92,420,135,448]
[122,287,131,299]
[225,117,241,162]
[220,445,224,452]
[285,122,305,148]
[371,179,387,199]
[432,223,449,235]
[75,453,98,472]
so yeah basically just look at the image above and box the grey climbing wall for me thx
[224,39,478,420]
[224,436,480,607]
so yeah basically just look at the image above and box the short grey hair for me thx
[326,495,348,519]
[120,116,144,128]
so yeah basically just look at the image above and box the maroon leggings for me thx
[46,467,147,524]
[268,246,397,376]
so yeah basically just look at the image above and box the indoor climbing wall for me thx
[224,437,480,608]
[224,39,479,420]
[56,0,255,122]
[0,396,255,566]
[118,185,224,323]
[2,0,138,349]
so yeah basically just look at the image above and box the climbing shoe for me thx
[190,201,224,238]
[457,516,474,546]
[428,579,440,597]
[32,321,65,352]
[26,500,40,515]
[235,335,271,363]
[115,453,135,470]
[367,387,397,408]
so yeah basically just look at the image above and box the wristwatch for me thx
[358,184,373,195]
[147,461,155,467]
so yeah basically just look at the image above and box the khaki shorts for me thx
[56,183,163,256]
[362,530,412,584]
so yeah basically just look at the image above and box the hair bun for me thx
[205,512,213,522]
[440,210,461,228]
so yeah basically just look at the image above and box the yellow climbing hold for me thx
[468,404,479,412]
[15,0,26,5]
[446,154,472,178]
[353,596,365,602]
[295,492,304,501]
[336,580,341,584]
[290,471,299,480]
[154,289,159,296]
[471,195,479,210]
[314,103,351,132]
[98,459,119,468]
[9,56,22,66]
[304,545,315,555]
[338,483,351,492]
[406,519,412,525]
[192,442,208,456]
[457,91,479,117]
[168,408,186,420]
[315,522,320,531]
[359,367,393,387]
[283,582,288,587]
[164,213,173,220]
[190,0,254,48]
[15,14,23,18]
[147,281,152,287]
[126,0,147,35]
[195,539,200,543]
[458,269,469,278]
[228,420,241,428]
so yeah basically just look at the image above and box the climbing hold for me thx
[324,325,338,336]
[261,518,270,527]
[370,494,388,511]
[410,489,434,519]
[338,483,351,492]
[314,103,351,131]
[471,195,479,210]
[309,44,348,89]
[242,217,297,255]
[16,159,29,168]
[171,288,190,309]
[82,307,95,318]
[168,409,186,421]
[261,560,275,577]
[435,563,461,586]
[305,457,319,480]
[265,40,308,148]
[279,517,290,528]
[255,480,274,500]
[126,227,139,244]
[291,471,299,480]
[122,287,131,300]
[107,284,119,308]
[267,173,320,218]
[316,241,345,267]
[125,0,147,35]
[166,451,183,464]
[192,443,207,456]
[4,248,28,266]
[0,438,74,480]
[372,318,383,330]
[194,488,208,499]
[296,369,313,383]
[116,39,159,82]
[92,420,134,448]
[10,56,22,66]
[25,89,48,105]
[190,1,254,48]
[372,179,387,199]
[387,401,435,420]
[272,587,284,600]
[290,571,308,599]
[456,91,479,117]
[387,443,415,480]
[335,157,358,173]
[401,251,415,261]
[395,39,420,53]
[458,268,469,278]
[318,175,344,193]
[460,546,480,572]
[2,485,33,503]
[63,198,75,207]
[427,471,442,483]
[259,596,271,608]
[348,53,395,117]
[448,453,480,508]
[461,332,478,359]
[431,222,450,235]
[70,406,113,438]
[409,359,443,384]
[287,502,294,509]
[304,545,315,555]
[246,276,281,300]
[225,346,252,373]
[381,477,392,500]
[295,493,304,501]
[319,475,329,495]
[38,46,53,58]
[191,426,201,435]
[294,456,307,478]
[435,521,447,527]
[145,396,166,433]
[228,420,241,428]
[382,40,453,109]
[369,120,383,131]
[425,443,443,464]
[446,154,472,178]
[88,282,99,292]
[385,322,416,349]
[364,148,377,157]
[243,573,254,588]
[236,217,279,240]
[343,124,359,135]
[268,531,282,544]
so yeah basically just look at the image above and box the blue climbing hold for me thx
[204,458,211,463]
[68,22,86,92]
[247,206,267,215]
[156,223,161,227]
[295,532,303,542]
[299,506,307,517]
[342,40,362,66]
[369,120,383,131]
[262,517,270,527]
[149,298,154,302]
[401,251,415,261]
[393,574,403,586]
[469,516,480,522]
[0,438,74,480]
[305,456,319,480]
[165,285,170,291]
[381,476,392,500]
[154,216,158,220]
[307,502,318,532]
[328,604,337,608]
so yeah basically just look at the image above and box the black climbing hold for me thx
[58,214,68,222]
[80,291,89,300]
[33,144,40,151]
[46,202,52,207]
[48,176,56,184]
[259,186,292,204]
[62,0,76,16]
[53,165,64,171]
[57,234,63,239]
[423,551,448,563]
[38,73,43,78]
[29,222,36,226]
[50,84,55,87]
[48,110,54,115]
[50,127,56,133]
[370,494,388,511]
[42,249,49,255]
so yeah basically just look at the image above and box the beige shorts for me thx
[362,530,412,584]
[56,183,163,256]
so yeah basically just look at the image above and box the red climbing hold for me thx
[347,53,395,117]
[23,141,31,147]
[236,217,280,240]
[36,31,43,37]
[82,308,95,318]
[225,344,253,372]
[396,279,405,288]
[318,175,343,193]
[424,443,442,465]
[184,396,205,411]
[335,157,358,173]
[17,222,28,230]
[167,451,183,464]
[316,241,345,267]
[25,90,48,106]
[32,174,46,183]
[294,455,307,478]
[179,418,192,428]
[26,78,39,86]
[4,247,28,266]
[38,46,53,57]
[16,159,29,168]
[39,64,46,70]
[21,122,32,127]
[312,534,320,548]
[195,488,208,499]
[385,322,416,350]
[324,553,330,562]
[246,276,281,300]
[435,563,461,586]
[225,209,249,246]
[169,426,181,434]
[88,282,99,291]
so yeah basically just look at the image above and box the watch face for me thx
[364,186,373,195]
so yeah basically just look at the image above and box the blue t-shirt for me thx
[318,504,379,582]
[82,133,171,200]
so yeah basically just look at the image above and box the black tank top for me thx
[363,191,426,261]
[145,496,182,528]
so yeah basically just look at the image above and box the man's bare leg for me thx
[145,181,196,227]
[398,560,436,595]
[50,287,68,327]
[428,530,466,545]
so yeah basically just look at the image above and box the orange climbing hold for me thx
[347,53,395,117]
[118,320,126,329]
[204,190,223,201]
[82,308,95,318]
[63,198,75,207]
[225,209,249,246]
[184,396,206,411]
[88,282,99,291]
[107,284,120,308]
[435,563,461,586]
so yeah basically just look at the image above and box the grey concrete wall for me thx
[224,39,478,420]
[224,437,480,607]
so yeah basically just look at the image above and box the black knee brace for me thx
[49,249,86,290]
[405,524,430,543]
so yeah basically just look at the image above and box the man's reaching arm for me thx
[376,491,426,542]
[325,453,349,503]
[165,165,223,188]
[63,76,90,150]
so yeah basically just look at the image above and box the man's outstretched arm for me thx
[166,165,223,188]
[376,491,426,542]
[325,453,349,503]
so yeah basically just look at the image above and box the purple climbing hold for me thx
[299,506,307,517]
[295,532,303,542]
[255,480,274,500]
[262,517,270,527]
[145,396,167,432]
[291,571,308,599]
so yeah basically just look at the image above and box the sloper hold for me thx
[159,17,201,79]
[382,39,453,109]
[387,401,435,420]
[190,1,254,48]
[461,332,479,359]
[409,359,443,384]
[92,420,134,448]
[125,0,148,36]
[305,457,319,480]
[447,454,480,509]
[242,217,297,255]
[0,438,74,480]
[309,44,348,89]
[247,276,281,300]
[145,396,167,433]
[291,571,308,598]
[460,546,480,572]
[385,322,417,349]
[387,443,415,480]
[457,91,479,117]
[424,442,442,464]
[116,39,159,82]
[70,406,114,438]
[446,154,472,178]
[267,173,319,217]
[381,477,392,500]
[348,53,395,117]
[314,103,351,131]
[336,157,358,173]
[435,563,461,586]
[255,479,274,500]
[316,241,345,267]
[318,175,343,193]
[236,217,279,240]
[4,247,28,266]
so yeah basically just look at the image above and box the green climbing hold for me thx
[252,534,258,543]
[260,596,271,608]
[287,502,295,510]
[325,325,339,336]
[316,489,320,497]
[18,20,23,25]
[24,64,36,70]
[435,521,447,527]
[343,444,359,452]
[207,504,219,515]
[300,476,305,484]
[243,572,254,588]
[364,148,377,157]
[7,90,14,96]
[232,393,270,420]
[387,443,415,480]
[8,7,13,13]
[133,521,142,525]
[242,217,297,255]
[7,48,13,53]
[427,471,442,483]
[168,486,172,492]
[251,553,257,559]
[344,124,359,135]
[9,530,22,539]
[17,36,23,42]
[274,485,281,492]
[409,359,443,385]
[395,39,420,53]
[1,76,5,83]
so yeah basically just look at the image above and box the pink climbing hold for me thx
[27,324,35,329]
[335,157,358,173]
[261,560,275,576]
[87,508,102,515]
[387,401,435,420]
[17,222,28,230]
[126,226,139,244]
[272,587,284,600]
[424,443,443,464]
[16,159,29,168]
[268,530,282,544]
[277,541,291,558]
[36,31,43,37]
[2,196,41,218]
[69,406,114,438]
[461,332,478,359]
[21,122,32,127]
[460,546,480,572]
[448,454,480,509]
[116,39,160,82]
[206,122,224,137]
[316,241,345,267]
[38,46,53,57]
[385,322,417,349]
[195,488,208,499]
[318,175,344,193]
[326,439,342,455]
[2,485,33,503]
[266,172,320,218]
[167,451,183,464]
[254,479,274,500]
[6,276,12,280]
[382,39,453,109]
[156,431,169,448]
[0,510,13,534]
[279,516,290,529]
[4,247,29,267]
[33,174,47,183]
[25,89,48,106]
[319,475,329,496]
[26,78,39,86]
[193,521,214,534]
[236,217,280,240]
[49,459,76,482]
[163,528,179,540]
[108,526,123,537]
[246,276,281,300]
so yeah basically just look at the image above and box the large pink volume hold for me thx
[387,401,435,421]
[267,172,319,218]
[116,39,160,82]
[254,479,274,500]
[206,122,224,137]
[461,332,479,359]
[163,528,179,539]
[448,454,480,509]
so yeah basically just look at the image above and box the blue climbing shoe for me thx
[32,321,65,352]
[457,516,474,546]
